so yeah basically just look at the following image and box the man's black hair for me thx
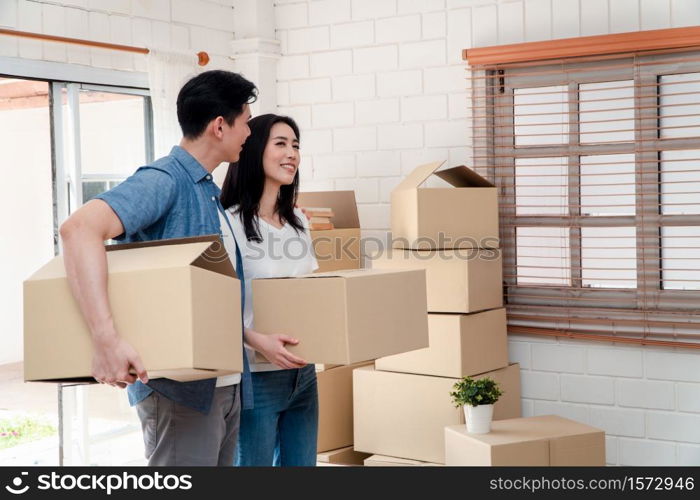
[176,70,257,139]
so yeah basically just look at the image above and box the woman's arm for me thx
[243,327,307,369]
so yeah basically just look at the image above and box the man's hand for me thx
[92,331,149,389]
[60,199,150,389]
[244,328,307,369]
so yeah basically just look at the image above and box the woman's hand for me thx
[295,204,311,220]
[244,328,308,369]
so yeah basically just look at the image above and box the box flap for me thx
[104,234,220,251]
[297,191,359,229]
[393,161,445,192]
[27,236,236,281]
[434,165,494,188]
[301,268,412,279]
[107,235,236,277]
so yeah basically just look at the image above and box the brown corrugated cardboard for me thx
[375,308,508,378]
[363,455,440,467]
[297,191,361,273]
[444,415,605,466]
[23,236,243,383]
[317,361,373,452]
[315,364,341,372]
[317,446,371,466]
[370,248,503,313]
[391,161,499,250]
[252,268,429,365]
[353,363,521,464]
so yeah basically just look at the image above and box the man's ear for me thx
[210,116,225,139]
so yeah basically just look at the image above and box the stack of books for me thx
[304,207,335,230]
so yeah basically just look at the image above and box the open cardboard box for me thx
[297,191,361,272]
[23,236,243,383]
[391,161,499,250]
[252,268,428,365]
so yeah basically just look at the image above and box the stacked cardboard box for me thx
[316,446,371,466]
[364,455,440,467]
[252,268,428,365]
[356,161,521,465]
[316,361,373,461]
[444,415,606,466]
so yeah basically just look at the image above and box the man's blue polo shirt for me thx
[95,146,241,414]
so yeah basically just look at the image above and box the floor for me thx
[0,361,146,466]
[1,362,335,467]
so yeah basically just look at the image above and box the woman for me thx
[220,114,319,466]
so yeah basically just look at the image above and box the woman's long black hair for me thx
[220,113,305,242]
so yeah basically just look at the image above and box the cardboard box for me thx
[23,236,243,383]
[353,363,520,464]
[375,308,508,378]
[391,161,499,250]
[364,455,440,467]
[370,248,503,313]
[317,446,371,466]
[253,268,429,365]
[297,191,361,273]
[444,415,606,466]
[317,362,373,452]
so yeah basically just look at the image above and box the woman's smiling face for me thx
[262,122,300,186]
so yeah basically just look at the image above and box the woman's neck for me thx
[258,181,281,217]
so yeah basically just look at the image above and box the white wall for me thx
[0,106,54,365]
[276,0,700,465]
[0,0,238,73]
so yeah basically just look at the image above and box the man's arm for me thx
[60,199,148,388]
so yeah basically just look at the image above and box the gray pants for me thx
[135,384,241,466]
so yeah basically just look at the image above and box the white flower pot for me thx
[464,404,494,434]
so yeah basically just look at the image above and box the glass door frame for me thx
[49,81,153,466]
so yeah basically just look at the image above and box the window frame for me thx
[474,51,700,319]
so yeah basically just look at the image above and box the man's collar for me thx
[170,145,210,183]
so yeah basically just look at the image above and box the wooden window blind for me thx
[465,28,700,349]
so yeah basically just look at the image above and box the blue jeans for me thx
[235,364,318,466]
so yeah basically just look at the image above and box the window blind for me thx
[466,29,700,349]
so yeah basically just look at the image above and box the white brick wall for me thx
[531,344,585,373]
[6,0,239,70]
[587,345,643,377]
[310,50,353,76]
[356,98,400,124]
[10,0,694,467]
[616,379,675,410]
[376,15,422,44]
[330,21,374,48]
[619,438,677,466]
[272,0,700,466]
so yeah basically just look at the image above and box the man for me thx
[59,70,257,466]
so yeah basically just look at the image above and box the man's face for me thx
[224,103,251,162]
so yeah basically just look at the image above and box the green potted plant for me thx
[450,376,503,434]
